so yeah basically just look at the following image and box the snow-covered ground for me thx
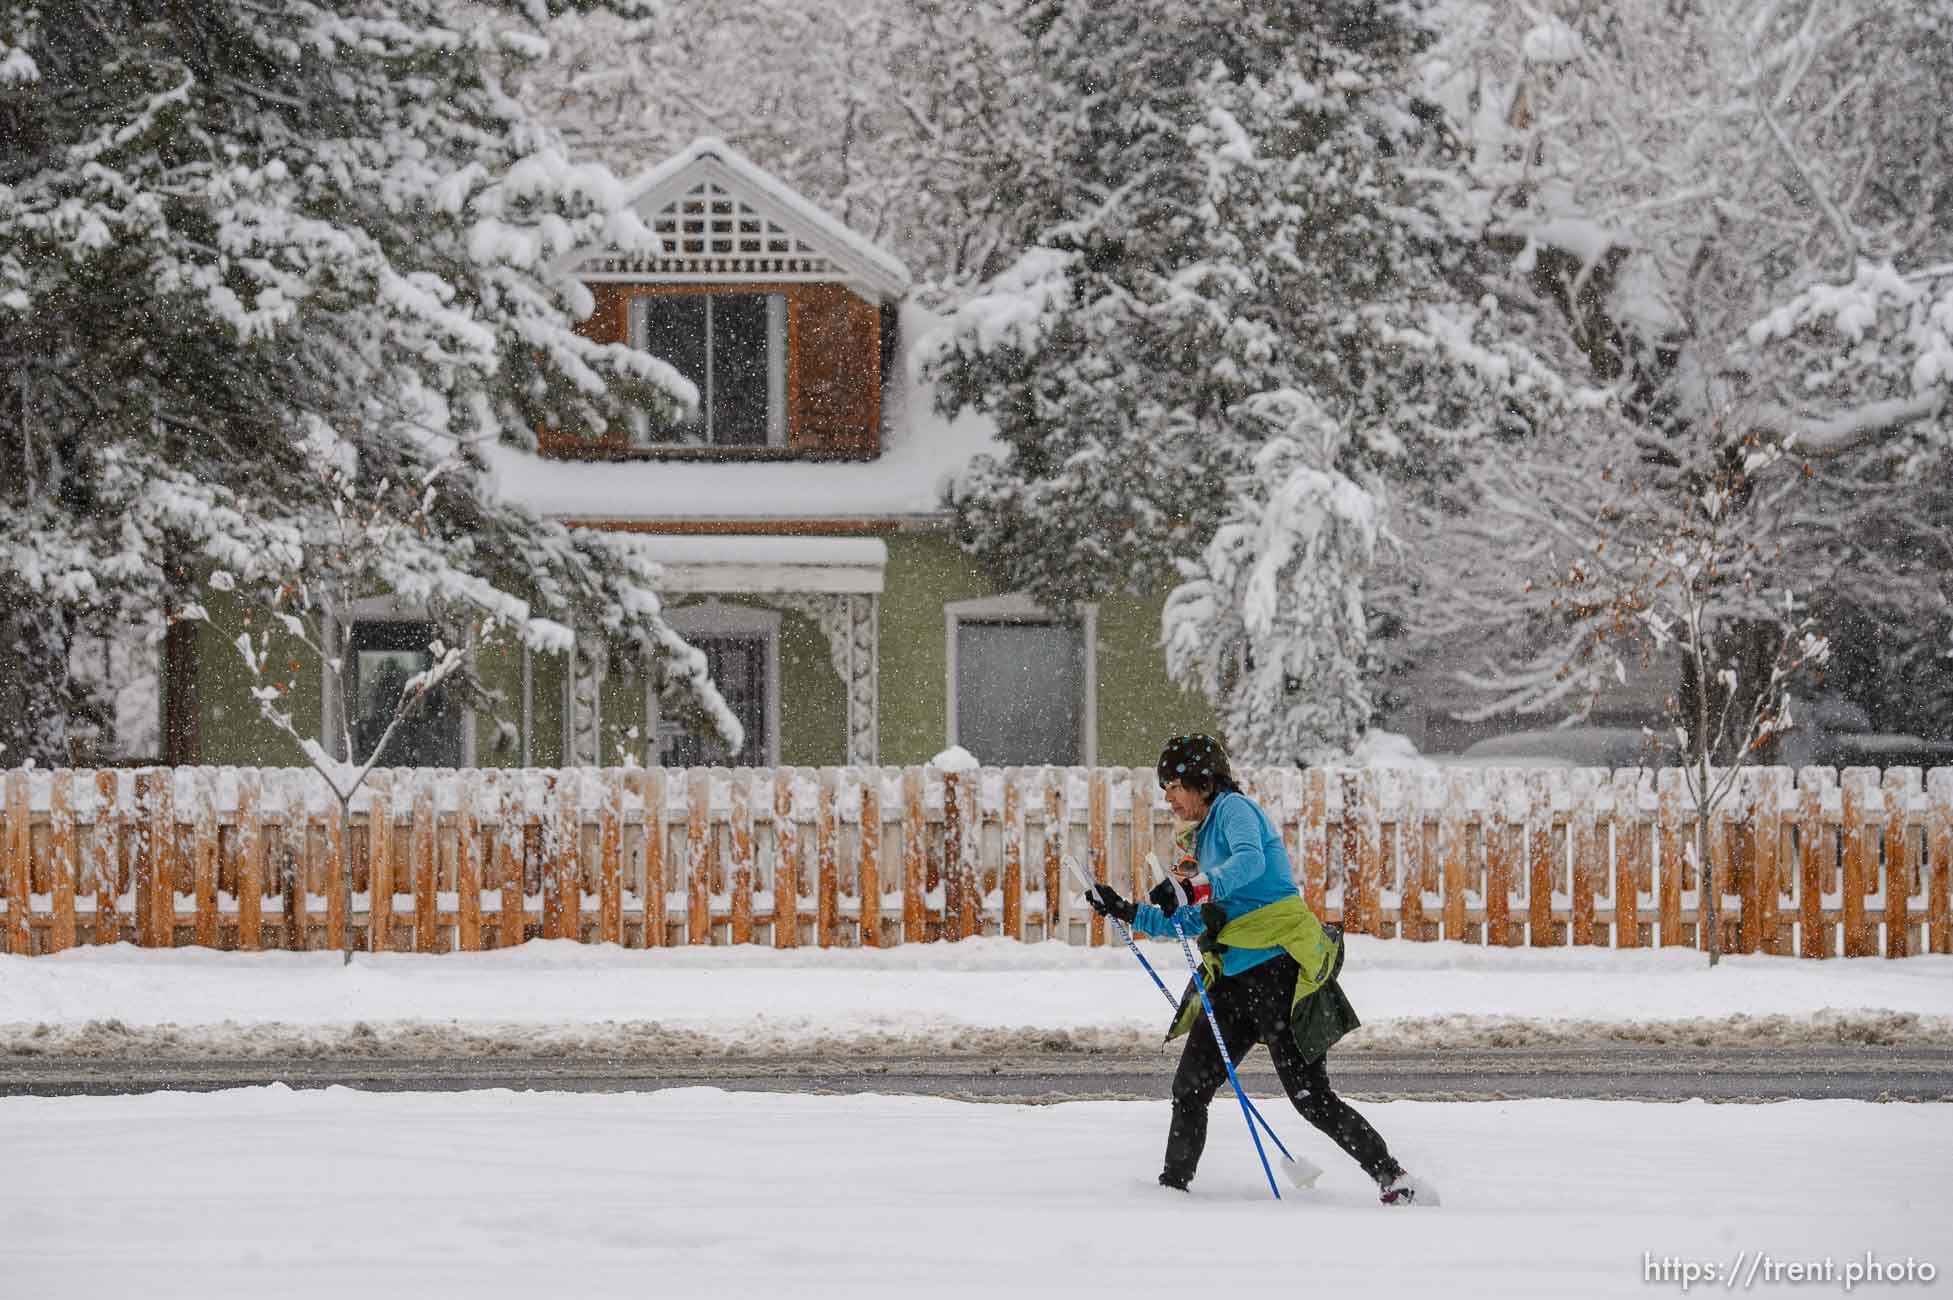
[5,938,1950,1296]
[3,936,1949,1055]
[4,1086,1947,1299]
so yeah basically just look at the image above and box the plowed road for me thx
[3,1046,1949,1101]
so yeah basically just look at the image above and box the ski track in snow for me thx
[3,1086,1949,1299]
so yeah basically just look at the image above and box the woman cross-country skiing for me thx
[1084,733,1439,1205]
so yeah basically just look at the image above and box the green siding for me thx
[189,595,546,769]
[645,599,847,767]
[1092,589,1219,768]
[877,534,1216,768]
[192,587,323,768]
[473,637,529,768]
[185,536,1213,771]
[528,645,566,767]
[877,534,991,765]
[597,654,648,766]
[776,606,848,766]
[585,601,847,769]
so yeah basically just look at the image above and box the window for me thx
[946,597,1096,767]
[632,293,787,447]
[348,622,463,768]
[652,604,780,766]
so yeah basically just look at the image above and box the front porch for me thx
[561,535,884,769]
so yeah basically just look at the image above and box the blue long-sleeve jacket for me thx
[1129,788,1297,976]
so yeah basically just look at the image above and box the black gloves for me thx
[1085,882,1138,925]
[1147,877,1186,918]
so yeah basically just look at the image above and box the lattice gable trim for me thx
[572,154,907,299]
[586,175,835,279]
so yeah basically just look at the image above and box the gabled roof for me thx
[565,137,912,303]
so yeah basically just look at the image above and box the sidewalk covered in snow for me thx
[4,937,1949,1056]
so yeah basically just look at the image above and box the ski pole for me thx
[1063,854,1303,1167]
[1170,911,1281,1200]
[1061,853,1177,1004]
[1064,855,1315,1193]
[1130,854,1318,1181]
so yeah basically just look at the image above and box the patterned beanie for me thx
[1156,734,1237,795]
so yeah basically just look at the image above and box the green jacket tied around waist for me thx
[1165,895,1361,1063]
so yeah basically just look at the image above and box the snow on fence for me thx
[1,764,1949,958]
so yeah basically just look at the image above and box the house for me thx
[159,138,1217,772]
[147,137,1682,776]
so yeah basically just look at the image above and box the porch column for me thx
[563,631,607,767]
[846,593,880,768]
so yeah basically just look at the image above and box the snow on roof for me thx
[484,301,1003,523]
[633,536,887,594]
[587,136,911,302]
[632,536,885,567]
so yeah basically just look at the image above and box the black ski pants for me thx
[1164,952,1400,1188]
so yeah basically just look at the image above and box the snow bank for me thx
[4,938,1948,1057]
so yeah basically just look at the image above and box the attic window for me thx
[631,293,787,448]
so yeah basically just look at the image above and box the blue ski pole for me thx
[1064,855,1319,1193]
[1168,911,1281,1199]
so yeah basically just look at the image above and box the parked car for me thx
[1446,727,1667,770]
[1810,734,1953,771]
[1446,725,1953,772]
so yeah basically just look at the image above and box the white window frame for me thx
[630,292,788,448]
[320,598,476,766]
[650,600,782,766]
[944,594,1097,767]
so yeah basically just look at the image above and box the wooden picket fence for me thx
[1,764,1950,958]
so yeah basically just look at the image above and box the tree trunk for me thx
[162,618,202,767]
[339,796,357,966]
[1690,633,1722,969]
[1697,804,1719,968]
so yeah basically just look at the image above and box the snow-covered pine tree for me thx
[1162,392,1382,763]
[0,0,736,765]
[920,0,1571,632]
